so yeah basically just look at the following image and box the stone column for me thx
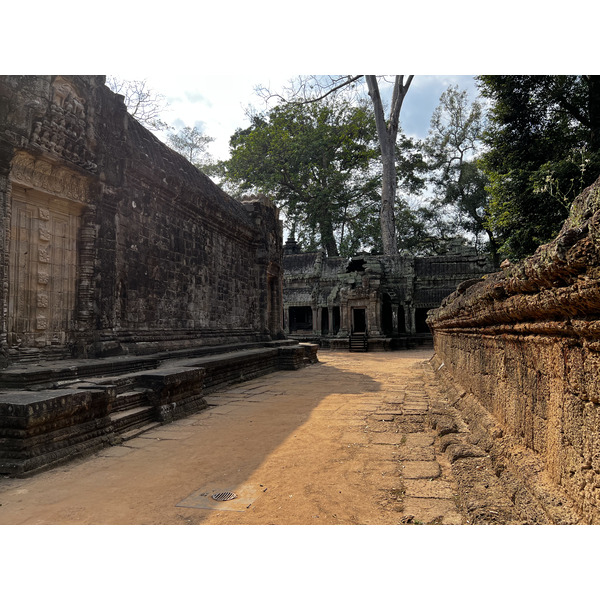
[406,304,416,334]
[339,303,350,336]
[368,293,381,336]
[283,305,290,334]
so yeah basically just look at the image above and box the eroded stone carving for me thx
[283,241,492,350]
[8,186,80,347]
[11,152,92,204]
[28,77,97,173]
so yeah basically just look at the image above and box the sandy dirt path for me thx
[0,348,464,525]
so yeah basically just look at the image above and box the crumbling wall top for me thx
[428,174,600,329]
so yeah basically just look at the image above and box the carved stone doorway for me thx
[8,185,81,350]
[352,308,367,333]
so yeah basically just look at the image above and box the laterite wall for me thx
[428,175,600,522]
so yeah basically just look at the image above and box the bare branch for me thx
[106,76,170,132]
[255,75,364,107]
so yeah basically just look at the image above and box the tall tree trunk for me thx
[380,146,398,255]
[319,214,339,256]
[365,75,413,255]
[485,228,501,269]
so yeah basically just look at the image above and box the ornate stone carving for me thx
[8,185,81,347]
[11,151,91,204]
[28,77,97,173]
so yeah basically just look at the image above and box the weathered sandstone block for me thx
[428,175,600,523]
[0,76,284,366]
[0,76,316,476]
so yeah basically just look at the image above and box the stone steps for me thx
[349,333,368,352]
[111,388,152,412]
[110,405,156,435]
[0,341,318,476]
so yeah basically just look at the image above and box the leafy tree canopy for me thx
[477,75,600,259]
[425,85,500,266]
[215,98,382,257]
[255,75,414,255]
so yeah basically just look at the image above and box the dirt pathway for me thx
[0,349,465,525]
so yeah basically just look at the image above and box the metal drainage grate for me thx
[211,491,238,502]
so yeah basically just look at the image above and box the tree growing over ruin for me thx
[425,85,500,267]
[255,75,414,256]
[216,97,381,257]
[106,76,170,132]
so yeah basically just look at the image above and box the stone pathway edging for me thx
[366,361,464,525]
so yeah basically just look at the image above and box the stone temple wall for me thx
[428,175,600,523]
[0,75,284,366]
[283,240,492,349]
[0,76,318,476]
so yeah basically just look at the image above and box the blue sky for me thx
[140,74,481,161]
[402,75,479,138]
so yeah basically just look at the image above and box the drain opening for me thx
[211,491,238,502]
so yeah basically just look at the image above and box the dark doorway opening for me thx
[352,308,367,333]
[398,305,406,333]
[381,294,393,335]
[321,307,329,334]
[331,306,340,334]
[289,306,313,332]
[415,307,431,333]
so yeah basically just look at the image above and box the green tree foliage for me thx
[255,75,413,255]
[166,125,214,169]
[478,75,600,259]
[216,98,381,257]
[426,85,500,266]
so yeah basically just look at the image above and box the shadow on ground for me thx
[0,360,381,524]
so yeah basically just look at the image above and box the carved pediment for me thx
[28,76,97,173]
[10,151,92,204]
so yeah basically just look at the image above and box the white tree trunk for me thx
[365,75,413,255]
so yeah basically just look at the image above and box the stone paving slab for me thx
[359,445,403,462]
[403,478,457,499]
[369,414,396,423]
[396,446,436,461]
[401,460,442,479]
[403,432,435,447]
[402,497,463,525]
[369,432,405,445]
